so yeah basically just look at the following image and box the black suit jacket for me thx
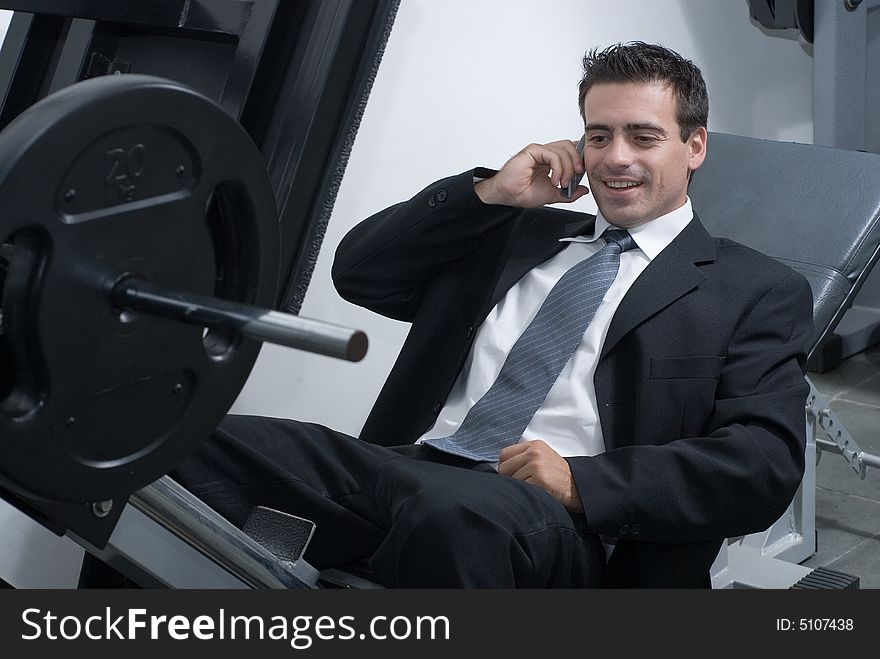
[331,169,814,588]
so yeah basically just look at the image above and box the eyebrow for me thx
[585,122,668,135]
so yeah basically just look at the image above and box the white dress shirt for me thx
[417,198,694,461]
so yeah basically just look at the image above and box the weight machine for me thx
[0,0,398,589]
[0,1,876,589]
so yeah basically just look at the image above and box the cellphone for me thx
[562,134,586,198]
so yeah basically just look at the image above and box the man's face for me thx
[581,81,706,228]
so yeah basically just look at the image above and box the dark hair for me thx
[578,42,708,142]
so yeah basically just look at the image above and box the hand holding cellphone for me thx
[562,134,586,199]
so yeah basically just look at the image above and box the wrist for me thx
[566,477,584,513]
[475,177,506,205]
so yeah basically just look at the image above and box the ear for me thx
[687,127,708,172]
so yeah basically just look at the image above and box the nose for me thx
[604,139,635,169]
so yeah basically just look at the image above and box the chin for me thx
[607,219,641,229]
[598,211,640,229]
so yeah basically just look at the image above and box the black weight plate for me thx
[0,75,279,503]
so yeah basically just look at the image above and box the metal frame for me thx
[809,0,880,366]
[810,384,880,476]
[749,0,880,370]
[712,376,817,588]
[76,476,319,589]
[712,375,878,588]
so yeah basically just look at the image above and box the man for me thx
[168,42,813,588]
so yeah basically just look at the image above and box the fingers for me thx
[557,184,590,203]
[497,449,530,478]
[498,441,530,462]
[498,439,550,477]
[488,139,588,208]
[522,140,583,189]
[500,457,538,484]
[497,441,582,511]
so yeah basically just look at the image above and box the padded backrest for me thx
[689,132,880,356]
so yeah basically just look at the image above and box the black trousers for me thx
[164,415,605,588]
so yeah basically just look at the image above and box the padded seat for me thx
[689,132,880,363]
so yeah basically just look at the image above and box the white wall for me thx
[0,1,813,587]
[232,0,814,437]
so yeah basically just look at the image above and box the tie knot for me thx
[602,229,636,253]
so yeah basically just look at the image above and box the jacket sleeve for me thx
[331,168,519,322]
[569,270,814,543]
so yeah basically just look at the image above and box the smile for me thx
[604,181,642,189]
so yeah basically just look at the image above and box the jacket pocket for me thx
[649,356,724,380]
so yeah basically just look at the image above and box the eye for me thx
[634,134,663,146]
[588,134,610,145]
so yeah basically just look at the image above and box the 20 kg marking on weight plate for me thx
[105,144,145,201]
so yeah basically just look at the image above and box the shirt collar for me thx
[560,197,694,261]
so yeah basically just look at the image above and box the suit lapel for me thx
[487,212,596,313]
[600,214,716,360]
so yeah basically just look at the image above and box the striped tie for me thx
[424,229,636,461]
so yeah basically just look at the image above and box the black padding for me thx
[689,133,880,355]
[242,506,316,563]
[791,566,860,589]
